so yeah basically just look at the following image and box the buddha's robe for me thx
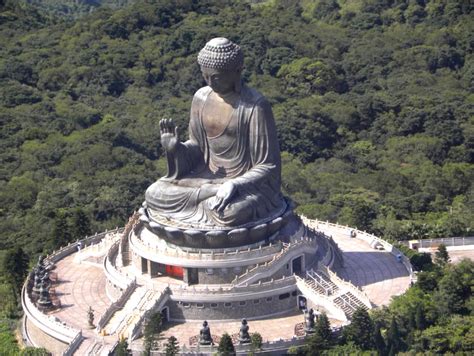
[145,85,286,228]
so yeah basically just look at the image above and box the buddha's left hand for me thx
[211,181,236,212]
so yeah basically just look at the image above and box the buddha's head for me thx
[198,37,243,95]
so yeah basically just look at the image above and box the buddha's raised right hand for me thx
[159,118,179,153]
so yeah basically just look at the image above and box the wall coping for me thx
[301,217,414,281]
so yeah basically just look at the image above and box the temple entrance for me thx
[187,268,199,285]
[297,295,307,310]
[165,265,183,280]
[141,257,148,274]
[161,307,169,322]
[292,256,303,276]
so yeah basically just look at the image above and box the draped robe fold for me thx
[145,85,286,229]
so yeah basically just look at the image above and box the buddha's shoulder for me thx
[192,85,268,107]
[193,86,213,102]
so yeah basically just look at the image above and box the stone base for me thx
[138,200,295,249]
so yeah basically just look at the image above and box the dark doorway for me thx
[141,257,148,274]
[292,256,303,276]
[297,295,307,310]
[161,307,169,322]
[187,268,199,285]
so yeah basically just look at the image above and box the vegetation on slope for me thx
[298,255,474,355]
[0,0,472,351]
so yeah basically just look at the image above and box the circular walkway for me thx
[329,231,410,306]
[28,223,411,354]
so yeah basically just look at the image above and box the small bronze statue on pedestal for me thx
[87,306,95,329]
[304,308,316,334]
[199,320,212,345]
[238,318,251,344]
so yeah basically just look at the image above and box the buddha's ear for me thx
[234,67,243,93]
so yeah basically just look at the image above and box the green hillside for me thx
[0,0,472,352]
[1,0,472,255]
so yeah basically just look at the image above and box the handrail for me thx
[306,269,338,296]
[63,331,83,356]
[104,241,134,290]
[171,275,296,297]
[301,216,414,281]
[133,230,283,261]
[232,236,317,286]
[46,228,123,264]
[22,279,82,349]
[96,281,137,332]
[295,275,347,322]
[129,289,170,342]
[320,266,372,309]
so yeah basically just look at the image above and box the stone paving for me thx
[328,231,411,306]
[29,224,413,354]
[49,255,117,355]
[131,311,343,352]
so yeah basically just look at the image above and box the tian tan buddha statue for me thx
[145,37,287,230]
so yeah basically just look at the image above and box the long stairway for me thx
[297,268,371,320]
[104,286,169,341]
[105,286,148,336]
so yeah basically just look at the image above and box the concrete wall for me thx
[166,290,298,321]
[195,265,253,284]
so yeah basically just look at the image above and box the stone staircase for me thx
[104,286,169,341]
[232,237,317,286]
[304,269,339,296]
[105,286,147,335]
[333,291,369,317]
[298,268,371,320]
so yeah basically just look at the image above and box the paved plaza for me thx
[27,227,413,354]
[27,255,118,355]
[329,232,411,307]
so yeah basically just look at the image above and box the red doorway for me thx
[165,265,183,279]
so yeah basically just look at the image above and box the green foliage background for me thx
[0,1,472,351]
[0,0,471,255]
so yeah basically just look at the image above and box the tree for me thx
[2,247,29,292]
[217,332,235,356]
[51,210,72,250]
[305,333,327,356]
[416,271,438,292]
[19,347,49,356]
[415,303,427,330]
[115,336,128,355]
[250,332,262,353]
[164,336,179,356]
[386,317,403,355]
[435,259,473,315]
[315,312,332,343]
[70,208,91,239]
[304,312,332,355]
[434,244,450,266]
[343,307,374,350]
[143,312,162,355]
[373,322,386,356]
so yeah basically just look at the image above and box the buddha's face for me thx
[201,67,241,95]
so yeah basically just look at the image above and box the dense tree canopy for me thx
[0,0,472,256]
[0,2,472,352]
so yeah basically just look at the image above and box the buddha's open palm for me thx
[160,118,179,153]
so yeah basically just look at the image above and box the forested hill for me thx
[18,0,135,21]
[0,0,472,257]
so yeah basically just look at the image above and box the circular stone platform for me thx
[24,218,411,354]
